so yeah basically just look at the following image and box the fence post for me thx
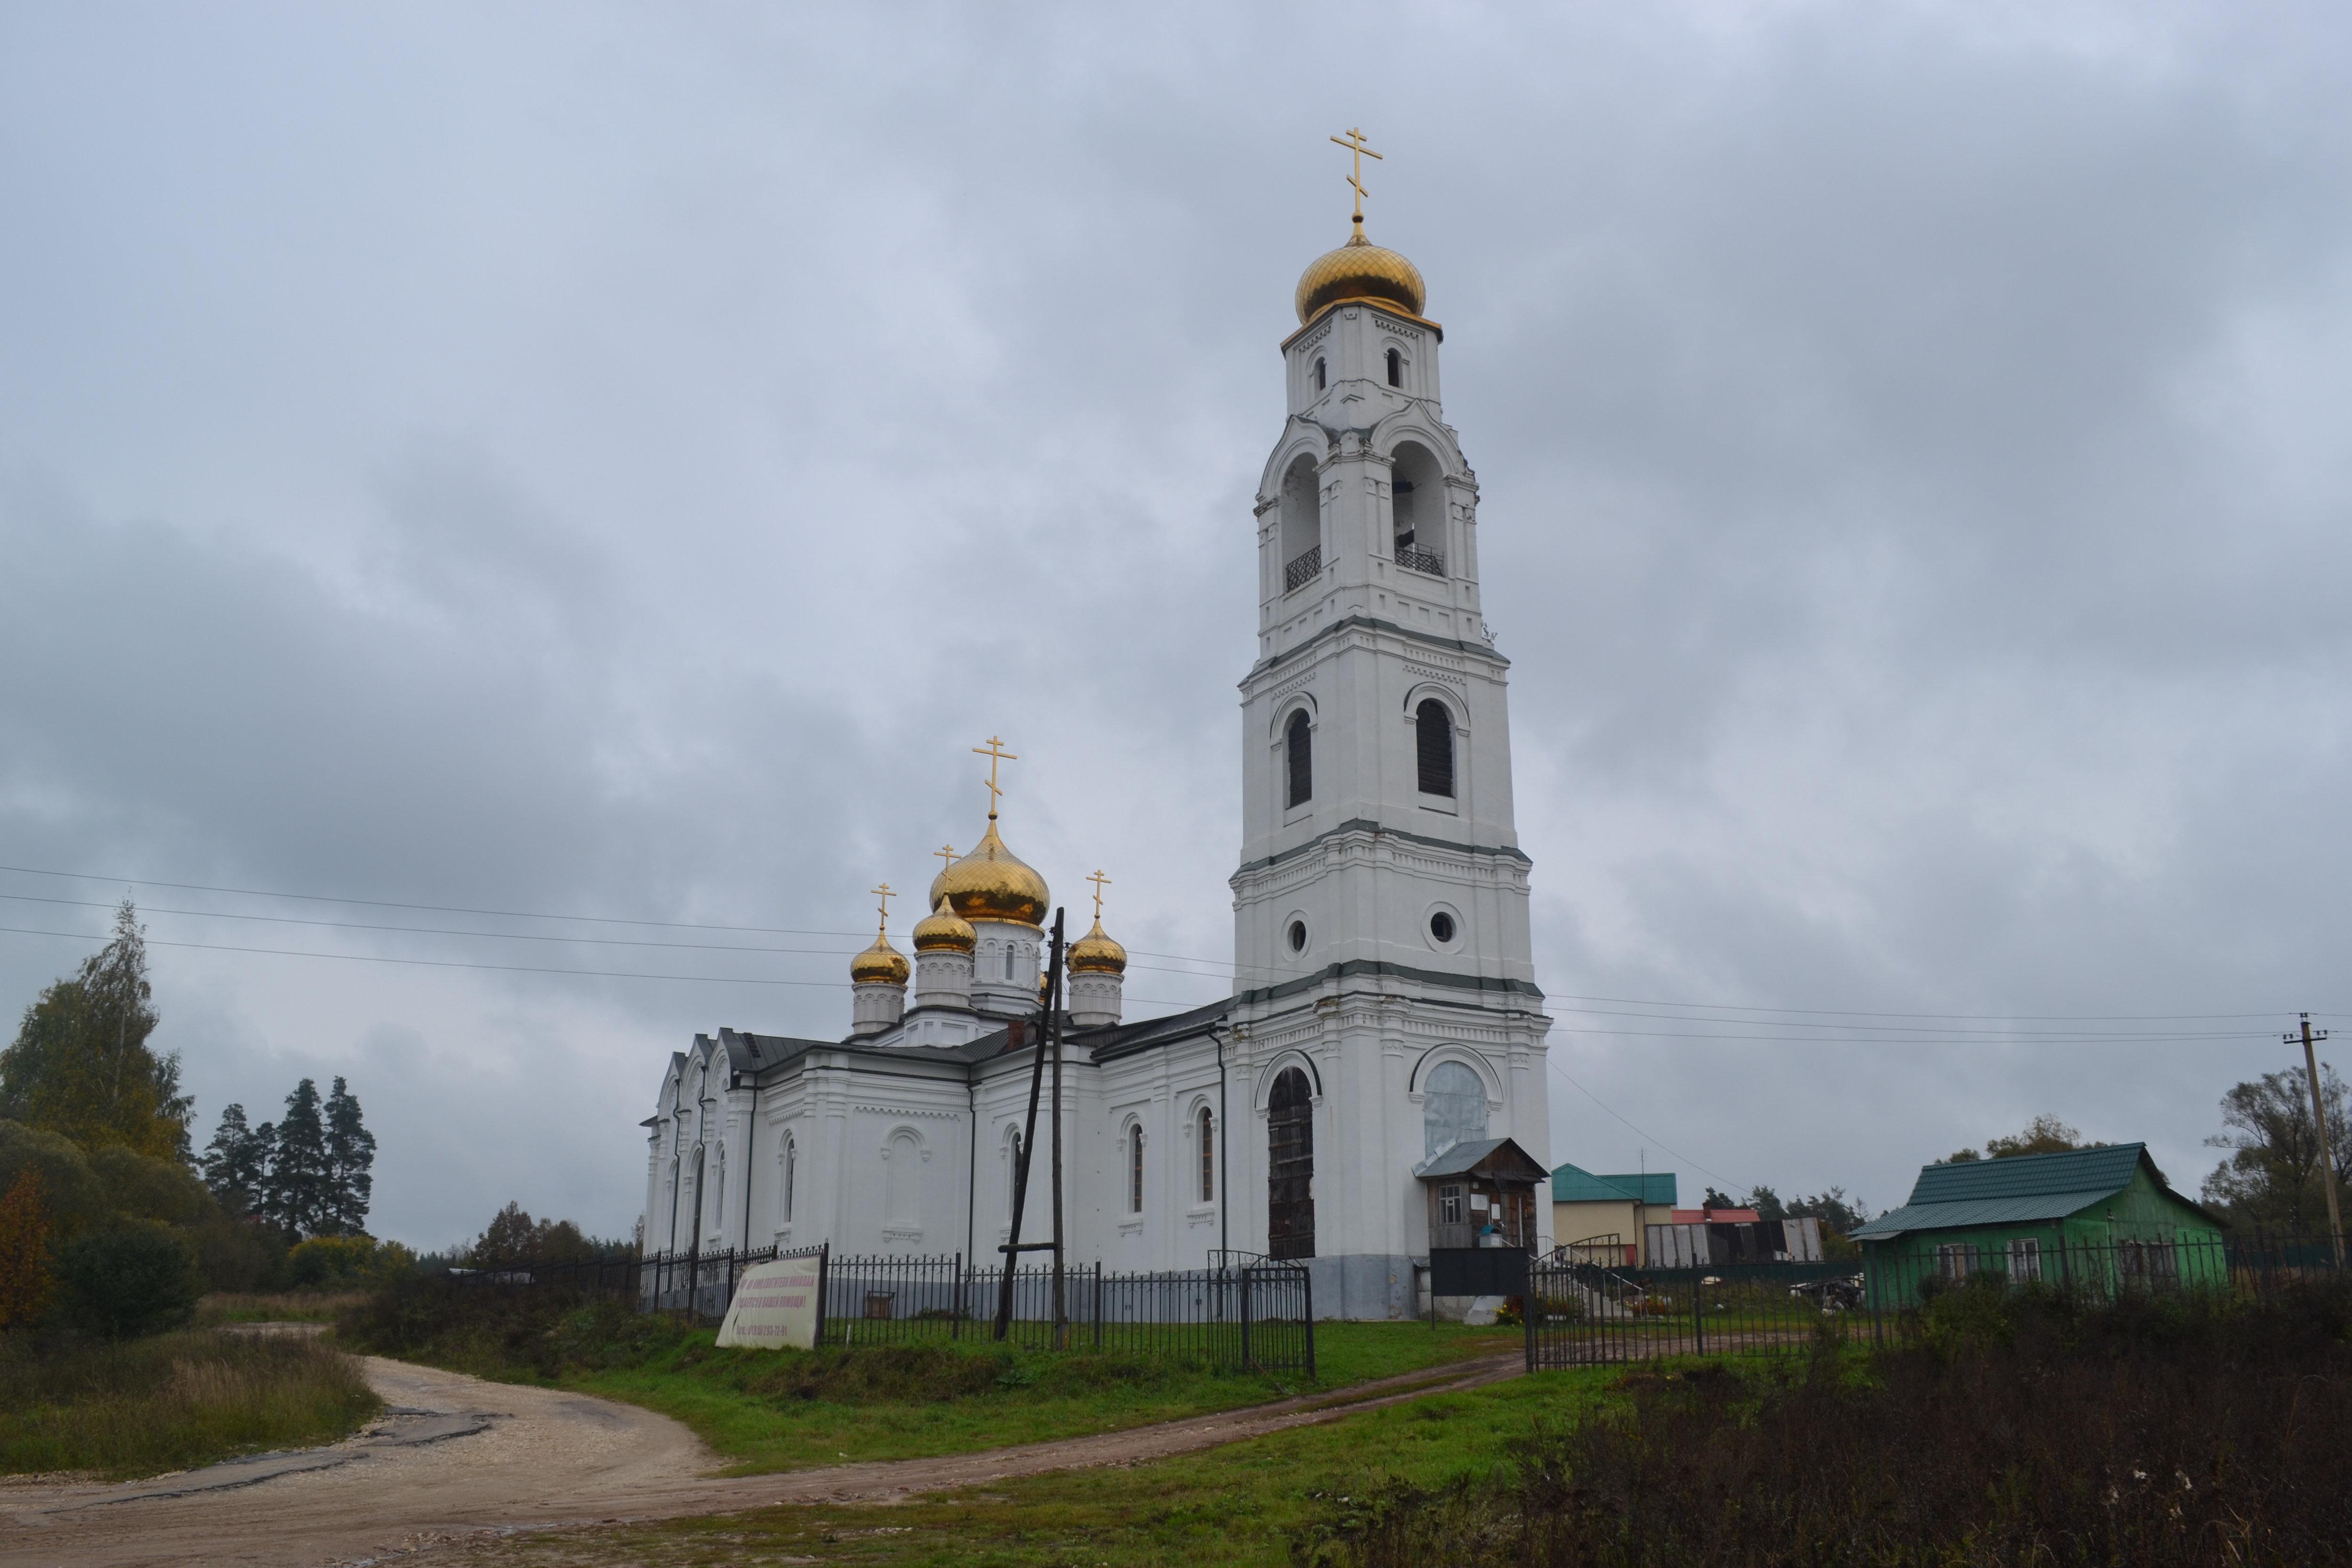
[1304,1268,1315,1381]
[815,1243,830,1350]
[1693,1274,1704,1356]
[1524,1262,1537,1373]
[1240,1267,1254,1370]
[953,1252,965,1341]
[1093,1261,1103,1351]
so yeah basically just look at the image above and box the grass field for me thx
[198,1291,373,1325]
[0,1326,382,1480]
[452,1359,1629,1566]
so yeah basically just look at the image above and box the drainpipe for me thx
[1216,1029,1230,1260]
[966,1069,979,1269]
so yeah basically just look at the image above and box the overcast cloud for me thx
[3,1,2349,1247]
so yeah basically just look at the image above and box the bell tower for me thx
[1228,135,1552,1311]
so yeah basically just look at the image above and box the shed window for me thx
[1439,1183,1464,1225]
[1415,699,1454,797]
[1936,1243,1977,1281]
[2007,1238,2041,1282]
[1285,710,1312,807]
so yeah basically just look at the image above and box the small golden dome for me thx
[1295,226,1427,325]
[926,820,1050,927]
[912,895,976,953]
[1067,917,1127,975]
[849,932,910,987]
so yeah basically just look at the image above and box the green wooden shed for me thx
[1850,1142,2226,1307]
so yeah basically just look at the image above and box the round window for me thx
[1287,920,1307,953]
[1429,911,1456,944]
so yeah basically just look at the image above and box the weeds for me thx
[1300,1278,2352,1566]
[0,1326,379,1479]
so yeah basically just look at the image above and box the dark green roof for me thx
[1552,1162,1677,1206]
[1852,1142,2215,1241]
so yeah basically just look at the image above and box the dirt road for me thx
[1,1351,1522,1567]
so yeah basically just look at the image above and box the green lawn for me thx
[533,1320,1521,1473]
[457,1360,1633,1566]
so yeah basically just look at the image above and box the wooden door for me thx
[1267,1067,1316,1259]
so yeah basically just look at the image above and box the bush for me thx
[287,1233,414,1291]
[54,1220,203,1339]
[1302,1278,2352,1566]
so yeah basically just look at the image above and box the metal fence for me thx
[1525,1233,2346,1371]
[455,1245,1312,1376]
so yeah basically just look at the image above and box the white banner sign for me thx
[714,1257,822,1350]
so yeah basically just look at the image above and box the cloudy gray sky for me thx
[4,2,2349,1249]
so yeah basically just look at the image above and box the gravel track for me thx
[0,1350,1522,1566]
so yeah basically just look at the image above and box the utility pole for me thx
[2290,1013,2344,1267]
[992,912,1067,1340]
[1048,908,1068,1348]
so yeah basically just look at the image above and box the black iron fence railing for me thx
[1525,1233,2346,1372]
[454,1245,1312,1376]
[1393,543,1443,577]
[1285,547,1322,593]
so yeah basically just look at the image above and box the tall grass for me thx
[0,1328,381,1479]
[1303,1278,2352,1566]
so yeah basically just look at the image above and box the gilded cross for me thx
[972,735,1018,818]
[934,844,959,872]
[871,882,894,934]
[1086,869,1112,921]
[1330,127,1383,224]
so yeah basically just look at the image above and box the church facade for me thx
[642,196,1554,1320]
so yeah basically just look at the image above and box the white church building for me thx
[643,183,1555,1320]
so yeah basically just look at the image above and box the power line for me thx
[1546,1056,1741,1192]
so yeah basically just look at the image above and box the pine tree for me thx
[201,1103,274,1217]
[321,1077,375,1235]
[0,901,188,1160]
[266,1079,330,1238]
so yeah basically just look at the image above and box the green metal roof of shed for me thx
[1551,1162,1677,1206]
[1851,1143,2214,1240]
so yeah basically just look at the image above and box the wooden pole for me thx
[994,1013,1048,1339]
[2293,1013,2344,1267]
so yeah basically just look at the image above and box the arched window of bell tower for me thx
[1313,357,1327,391]
[1386,347,1403,387]
[1285,710,1312,808]
[1389,441,1443,571]
[1279,455,1319,587]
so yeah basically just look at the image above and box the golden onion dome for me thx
[926,819,1050,927]
[912,894,977,953]
[1294,225,1427,325]
[848,931,910,987]
[1067,917,1127,975]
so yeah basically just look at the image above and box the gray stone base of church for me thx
[1301,1254,1425,1320]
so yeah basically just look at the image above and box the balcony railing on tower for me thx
[1394,542,1445,577]
[1284,547,1322,593]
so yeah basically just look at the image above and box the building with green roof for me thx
[1851,1142,2225,1306]
[1551,1161,1678,1265]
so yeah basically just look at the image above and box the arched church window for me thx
[1129,1123,1145,1214]
[1005,945,1018,982]
[886,1130,921,1227]
[1314,357,1327,391]
[1198,1106,1215,1202]
[1268,1067,1315,1259]
[781,1135,796,1223]
[1386,347,1402,387]
[1286,710,1312,807]
[1423,1060,1488,1161]
[1416,699,1454,797]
